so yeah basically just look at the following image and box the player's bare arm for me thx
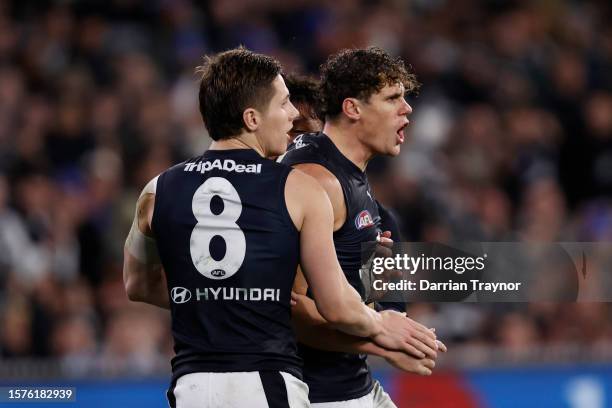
[289,163,439,359]
[292,163,346,231]
[285,168,439,357]
[291,290,442,375]
[123,177,170,309]
[286,168,381,337]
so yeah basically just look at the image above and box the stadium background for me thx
[1,0,612,406]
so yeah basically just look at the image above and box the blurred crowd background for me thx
[1,0,612,378]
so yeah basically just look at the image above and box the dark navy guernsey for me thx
[281,133,382,403]
[375,201,406,313]
[151,149,301,383]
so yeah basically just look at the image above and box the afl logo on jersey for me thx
[211,269,226,278]
[355,210,375,230]
[171,287,192,304]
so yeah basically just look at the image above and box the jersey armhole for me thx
[284,159,351,234]
[333,175,351,235]
[150,172,165,239]
[305,160,351,235]
[278,166,300,236]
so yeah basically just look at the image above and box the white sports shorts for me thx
[310,381,396,408]
[168,371,310,408]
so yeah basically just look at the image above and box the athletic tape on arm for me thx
[125,176,161,264]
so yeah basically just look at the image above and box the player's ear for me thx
[342,98,361,120]
[243,108,259,131]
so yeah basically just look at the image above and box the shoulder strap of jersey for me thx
[276,164,299,234]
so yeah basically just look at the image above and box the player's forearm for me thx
[124,253,170,309]
[307,272,382,337]
[292,292,387,355]
[296,323,387,356]
[127,277,170,309]
[312,283,382,338]
[328,302,382,338]
[141,271,170,309]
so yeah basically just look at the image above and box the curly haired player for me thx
[283,48,445,408]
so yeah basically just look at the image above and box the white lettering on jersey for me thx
[184,159,262,175]
[173,286,281,303]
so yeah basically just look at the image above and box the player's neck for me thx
[209,133,266,158]
[323,122,373,172]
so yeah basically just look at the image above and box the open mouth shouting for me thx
[396,121,409,144]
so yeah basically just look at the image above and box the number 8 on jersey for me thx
[190,177,246,279]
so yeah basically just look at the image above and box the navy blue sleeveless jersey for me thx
[281,133,382,403]
[375,201,406,313]
[151,149,301,382]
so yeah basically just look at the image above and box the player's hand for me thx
[383,350,435,375]
[376,230,394,258]
[436,339,448,353]
[363,231,402,302]
[290,291,305,307]
[372,310,438,359]
[376,231,402,280]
